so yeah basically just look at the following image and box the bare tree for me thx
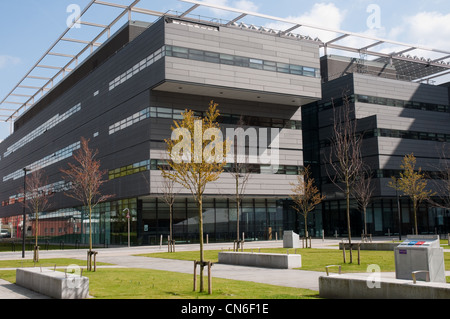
[159,165,180,252]
[229,116,251,250]
[61,137,113,271]
[352,165,374,239]
[21,168,52,262]
[428,143,450,210]
[290,166,325,248]
[326,93,364,263]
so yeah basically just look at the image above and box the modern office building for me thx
[0,1,449,246]
[303,55,450,237]
[0,9,322,246]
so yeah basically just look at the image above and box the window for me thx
[303,67,316,77]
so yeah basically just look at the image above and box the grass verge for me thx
[137,248,450,273]
[0,258,319,299]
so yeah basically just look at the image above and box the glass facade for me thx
[1,196,323,246]
[140,197,295,245]
[321,198,450,237]
[0,198,138,248]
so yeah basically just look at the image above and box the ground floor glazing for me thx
[1,196,449,247]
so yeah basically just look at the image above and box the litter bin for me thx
[394,235,446,283]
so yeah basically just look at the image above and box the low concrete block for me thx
[339,242,398,251]
[319,274,450,299]
[16,268,89,299]
[283,231,301,248]
[218,252,301,269]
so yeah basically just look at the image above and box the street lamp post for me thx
[22,168,30,258]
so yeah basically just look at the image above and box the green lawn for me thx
[0,246,449,299]
[0,259,318,299]
[84,268,319,299]
[138,247,450,274]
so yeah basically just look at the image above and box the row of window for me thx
[3,142,81,182]
[109,106,302,136]
[311,94,449,114]
[369,128,450,143]
[355,95,449,113]
[108,159,303,181]
[109,108,151,135]
[4,103,81,158]
[108,43,321,93]
[108,46,165,91]
[320,127,450,148]
[2,180,71,207]
[165,45,320,78]
[321,168,443,184]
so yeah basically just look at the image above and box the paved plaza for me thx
[0,238,447,299]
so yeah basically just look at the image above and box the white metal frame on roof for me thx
[1,0,167,129]
[2,0,450,132]
[180,0,450,77]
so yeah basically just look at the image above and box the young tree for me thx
[61,137,113,271]
[326,94,364,262]
[290,166,325,247]
[352,165,374,239]
[229,116,251,250]
[429,143,450,210]
[21,168,52,262]
[159,166,179,252]
[162,101,229,292]
[388,153,435,235]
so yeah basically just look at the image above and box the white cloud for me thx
[200,0,259,17]
[234,0,258,12]
[403,11,450,51]
[0,55,21,69]
[264,3,347,43]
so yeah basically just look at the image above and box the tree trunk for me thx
[363,207,367,237]
[170,204,173,243]
[413,200,418,235]
[88,205,93,271]
[346,185,353,263]
[34,210,39,262]
[198,195,204,293]
[304,214,309,248]
[237,198,240,245]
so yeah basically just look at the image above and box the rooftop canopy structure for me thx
[1,0,450,135]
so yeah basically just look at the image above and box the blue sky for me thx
[1,0,450,141]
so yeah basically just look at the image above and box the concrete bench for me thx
[339,242,399,251]
[319,273,450,299]
[218,252,301,269]
[16,267,89,299]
